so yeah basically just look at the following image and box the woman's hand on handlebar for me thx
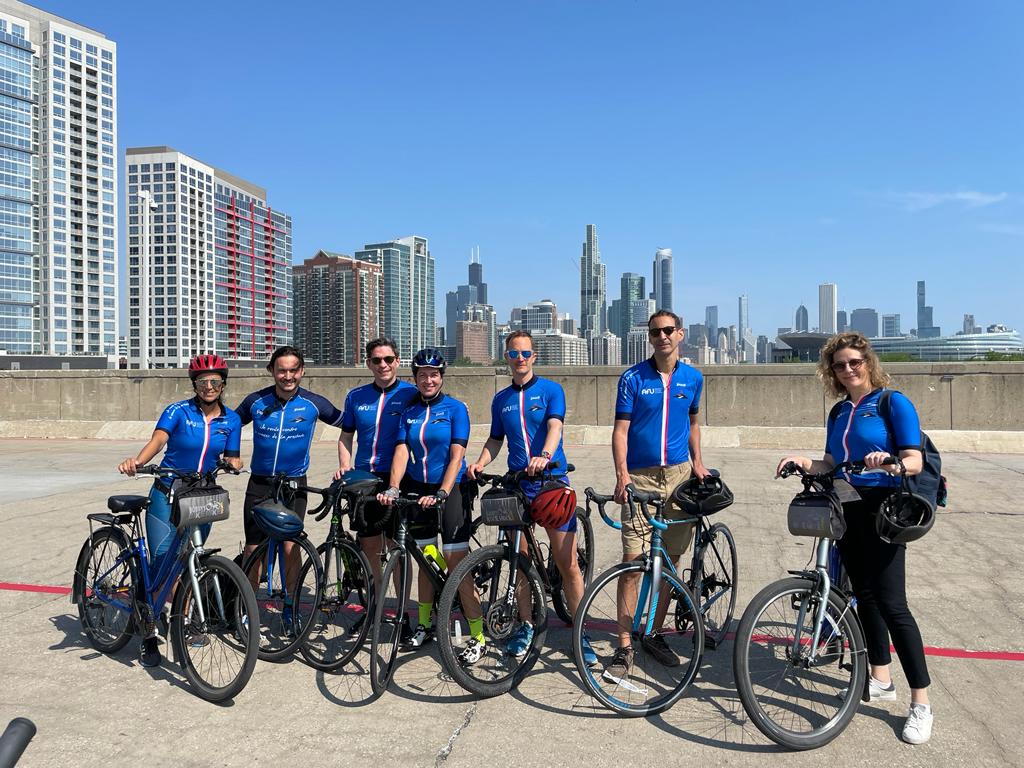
[333,465,349,481]
[377,486,399,506]
[863,451,901,473]
[118,457,140,476]
[525,455,550,476]
[466,462,486,481]
[776,456,811,478]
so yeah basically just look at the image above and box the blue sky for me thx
[43,0,1023,337]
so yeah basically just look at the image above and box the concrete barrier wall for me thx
[1,362,1022,431]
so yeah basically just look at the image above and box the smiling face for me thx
[414,366,443,398]
[505,335,535,378]
[193,374,226,403]
[271,354,304,397]
[830,346,871,395]
[647,316,684,357]
[366,344,399,388]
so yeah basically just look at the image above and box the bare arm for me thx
[336,431,355,479]
[118,429,169,476]
[688,413,710,479]
[527,417,563,476]
[467,436,503,480]
[612,419,631,504]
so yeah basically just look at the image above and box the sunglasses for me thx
[195,378,225,390]
[370,355,396,365]
[831,358,866,372]
[506,350,534,360]
[648,325,677,337]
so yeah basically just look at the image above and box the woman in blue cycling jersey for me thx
[377,348,485,664]
[117,354,243,667]
[777,332,933,745]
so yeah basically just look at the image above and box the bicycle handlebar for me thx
[474,461,574,489]
[0,718,36,768]
[135,461,240,482]
[584,487,620,530]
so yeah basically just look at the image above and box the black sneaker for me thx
[641,632,679,667]
[139,637,161,668]
[602,645,634,683]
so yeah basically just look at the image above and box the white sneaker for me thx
[840,675,896,701]
[902,703,933,744]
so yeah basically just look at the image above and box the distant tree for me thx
[982,351,1024,361]
[450,357,488,367]
[878,352,916,362]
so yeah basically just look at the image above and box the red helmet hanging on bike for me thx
[530,481,577,529]
[188,354,228,380]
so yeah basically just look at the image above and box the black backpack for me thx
[827,390,947,511]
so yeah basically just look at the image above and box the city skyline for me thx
[11,0,1024,358]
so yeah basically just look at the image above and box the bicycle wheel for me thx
[241,536,323,661]
[469,515,500,551]
[436,543,548,698]
[572,561,704,716]
[170,554,259,702]
[73,527,138,653]
[369,549,409,695]
[300,539,373,671]
[551,509,595,625]
[688,522,737,649]
[733,576,867,750]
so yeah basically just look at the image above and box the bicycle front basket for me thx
[172,483,230,531]
[787,491,846,539]
[479,488,529,527]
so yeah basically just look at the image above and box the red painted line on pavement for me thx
[1,581,72,596]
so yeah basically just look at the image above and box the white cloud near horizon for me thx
[887,190,1009,212]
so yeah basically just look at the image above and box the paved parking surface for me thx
[1,440,1022,767]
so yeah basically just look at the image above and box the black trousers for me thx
[838,488,931,689]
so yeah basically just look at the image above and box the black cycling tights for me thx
[838,489,931,690]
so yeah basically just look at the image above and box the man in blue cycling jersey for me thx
[236,346,344,592]
[337,337,417,590]
[467,330,594,664]
[607,310,710,679]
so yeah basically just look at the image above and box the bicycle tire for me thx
[170,554,259,702]
[732,576,867,750]
[551,509,595,625]
[73,526,137,653]
[241,536,324,661]
[572,561,704,716]
[369,549,409,695]
[688,522,738,649]
[435,543,548,698]
[299,539,373,671]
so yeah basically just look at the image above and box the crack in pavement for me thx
[435,702,477,766]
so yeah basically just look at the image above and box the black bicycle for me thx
[435,464,594,698]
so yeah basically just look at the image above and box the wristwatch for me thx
[540,450,552,459]
[434,488,449,503]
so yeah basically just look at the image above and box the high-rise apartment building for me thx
[0,2,118,356]
[818,283,838,335]
[916,281,940,338]
[836,310,848,333]
[625,326,651,365]
[795,304,809,333]
[455,319,489,364]
[882,313,902,337]
[462,302,497,361]
[514,299,558,333]
[293,250,382,366]
[850,308,879,338]
[588,331,621,366]
[652,248,673,312]
[532,329,588,366]
[126,147,292,367]
[356,236,434,361]
[579,224,606,338]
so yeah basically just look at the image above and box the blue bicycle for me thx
[572,485,705,716]
[72,463,259,702]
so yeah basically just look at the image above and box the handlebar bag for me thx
[479,487,530,527]
[787,490,846,539]
[171,481,230,531]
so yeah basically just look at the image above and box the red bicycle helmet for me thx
[188,354,228,380]
[530,481,577,529]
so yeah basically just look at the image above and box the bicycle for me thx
[571,484,705,716]
[435,465,594,698]
[240,475,325,661]
[732,460,876,750]
[296,471,378,672]
[72,463,259,702]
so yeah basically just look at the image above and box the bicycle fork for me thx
[633,553,663,638]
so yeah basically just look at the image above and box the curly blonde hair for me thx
[816,331,891,399]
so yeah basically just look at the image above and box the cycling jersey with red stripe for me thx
[615,357,702,471]
[825,388,921,488]
[489,375,567,477]
[155,398,242,475]
[396,392,470,484]
[340,380,418,473]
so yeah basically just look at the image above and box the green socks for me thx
[418,601,433,628]
[468,617,485,643]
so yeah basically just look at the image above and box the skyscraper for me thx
[610,272,645,340]
[467,246,487,305]
[850,308,880,338]
[445,252,486,346]
[126,147,292,367]
[652,248,673,312]
[705,305,719,343]
[579,224,606,338]
[962,314,980,335]
[795,304,809,332]
[836,310,848,333]
[882,313,902,337]
[356,236,435,360]
[293,250,382,366]
[737,294,749,359]
[916,281,940,338]
[818,283,838,335]
[0,2,118,356]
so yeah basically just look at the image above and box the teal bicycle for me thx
[571,484,705,716]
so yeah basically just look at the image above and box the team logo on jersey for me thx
[356,404,376,412]
[215,427,232,437]
[673,391,689,399]
[291,416,307,423]
[529,405,543,412]
[431,417,450,425]
[502,404,517,414]
[640,387,662,396]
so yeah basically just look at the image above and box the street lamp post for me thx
[137,190,158,370]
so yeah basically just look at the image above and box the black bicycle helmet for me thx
[876,490,934,544]
[411,347,446,376]
[337,469,382,496]
[253,500,304,540]
[670,471,734,516]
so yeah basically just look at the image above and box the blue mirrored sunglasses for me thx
[506,350,534,360]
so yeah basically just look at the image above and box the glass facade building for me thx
[579,224,606,338]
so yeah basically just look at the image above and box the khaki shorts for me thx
[620,463,695,561]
